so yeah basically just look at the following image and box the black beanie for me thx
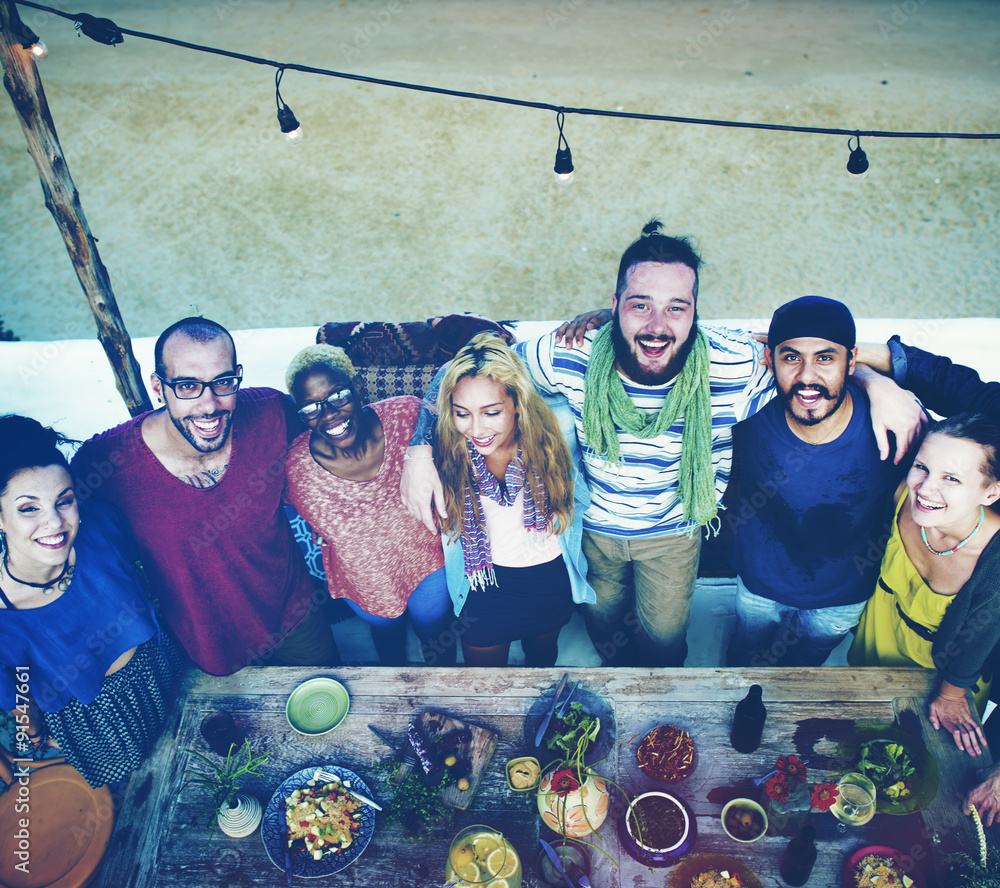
[768,295,856,351]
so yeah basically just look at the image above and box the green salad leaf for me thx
[857,739,917,797]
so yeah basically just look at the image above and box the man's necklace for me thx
[921,505,984,557]
[3,552,75,594]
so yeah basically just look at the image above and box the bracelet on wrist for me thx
[938,691,967,701]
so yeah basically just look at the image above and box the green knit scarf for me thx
[582,324,717,527]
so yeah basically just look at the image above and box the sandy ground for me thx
[1,0,998,345]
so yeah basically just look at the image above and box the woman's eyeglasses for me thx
[297,388,354,421]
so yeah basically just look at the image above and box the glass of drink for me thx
[445,824,522,887]
[830,772,876,830]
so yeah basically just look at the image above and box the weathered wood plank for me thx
[181,666,936,703]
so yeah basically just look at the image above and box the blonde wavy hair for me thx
[434,333,574,539]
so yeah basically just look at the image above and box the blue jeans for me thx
[727,576,867,667]
[345,568,456,666]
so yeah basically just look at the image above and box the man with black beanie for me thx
[726,296,908,668]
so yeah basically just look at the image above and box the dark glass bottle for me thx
[729,684,766,752]
[780,825,817,886]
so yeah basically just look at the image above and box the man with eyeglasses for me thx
[72,317,339,676]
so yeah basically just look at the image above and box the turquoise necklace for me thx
[921,505,985,556]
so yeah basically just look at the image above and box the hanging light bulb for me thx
[846,135,869,179]
[275,68,303,144]
[277,104,303,144]
[553,111,574,186]
[16,18,47,60]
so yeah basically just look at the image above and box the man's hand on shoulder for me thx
[553,309,612,350]
[400,446,445,535]
[854,363,927,464]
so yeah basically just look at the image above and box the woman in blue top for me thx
[0,415,179,787]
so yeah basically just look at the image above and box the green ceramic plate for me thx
[285,677,350,735]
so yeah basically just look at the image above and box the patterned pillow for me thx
[315,315,514,366]
[355,365,441,402]
[316,321,438,365]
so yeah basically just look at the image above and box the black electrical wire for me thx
[15,0,999,141]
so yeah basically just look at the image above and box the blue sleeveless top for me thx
[0,499,159,712]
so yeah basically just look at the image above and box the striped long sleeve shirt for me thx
[515,326,775,539]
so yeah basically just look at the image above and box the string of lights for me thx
[13,0,999,183]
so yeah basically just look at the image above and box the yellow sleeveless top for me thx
[848,490,989,710]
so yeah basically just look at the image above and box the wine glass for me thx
[830,772,876,831]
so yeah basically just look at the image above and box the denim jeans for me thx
[727,575,867,667]
[582,529,701,667]
[344,568,456,666]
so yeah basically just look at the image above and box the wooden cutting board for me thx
[418,710,497,810]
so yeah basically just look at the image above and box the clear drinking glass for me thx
[830,772,876,829]
[445,824,522,887]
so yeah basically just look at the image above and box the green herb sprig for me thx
[179,738,269,844]
[369,760,454,840]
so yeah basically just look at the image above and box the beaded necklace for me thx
[921,505,985,557]
[2,551,75,594]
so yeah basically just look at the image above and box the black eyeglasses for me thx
[297,388,354,421]
[155,373,242,400]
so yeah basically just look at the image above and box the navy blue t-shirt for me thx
[730,382,904,608]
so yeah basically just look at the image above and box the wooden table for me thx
[95,667,989,888]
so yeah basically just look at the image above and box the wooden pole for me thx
[0,0,152,416]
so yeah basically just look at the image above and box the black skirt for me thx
[43,634,180,788]
[460,555,573,647]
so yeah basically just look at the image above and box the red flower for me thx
[775,754,808,784]
[765,774,791,802]
[810,781,839,812]
[550,768,581,796]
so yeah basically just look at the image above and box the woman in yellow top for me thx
[849,412,1000,758]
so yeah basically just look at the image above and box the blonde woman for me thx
[435,333,594,666]
[849,413,1000,757]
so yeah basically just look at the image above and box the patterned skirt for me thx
[43,635,180,788]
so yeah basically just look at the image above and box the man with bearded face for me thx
[72,317,338,675]
[726,296,907,668]
[513,222,778,666]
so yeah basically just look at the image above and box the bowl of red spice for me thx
[637,724,697,781]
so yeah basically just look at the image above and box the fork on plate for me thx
[314,769,383,811]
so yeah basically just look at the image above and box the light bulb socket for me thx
[277,104,301,135]
[846,136,869,178]
[73,14,124,46]
[554,146,574,178]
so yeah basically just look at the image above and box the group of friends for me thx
[2,219,1000,824]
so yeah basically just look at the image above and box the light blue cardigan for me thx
[443,389,596,616]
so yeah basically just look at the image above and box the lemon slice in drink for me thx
[472,832,502,859]
[486,844,520,880]
[449,861,481,883]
